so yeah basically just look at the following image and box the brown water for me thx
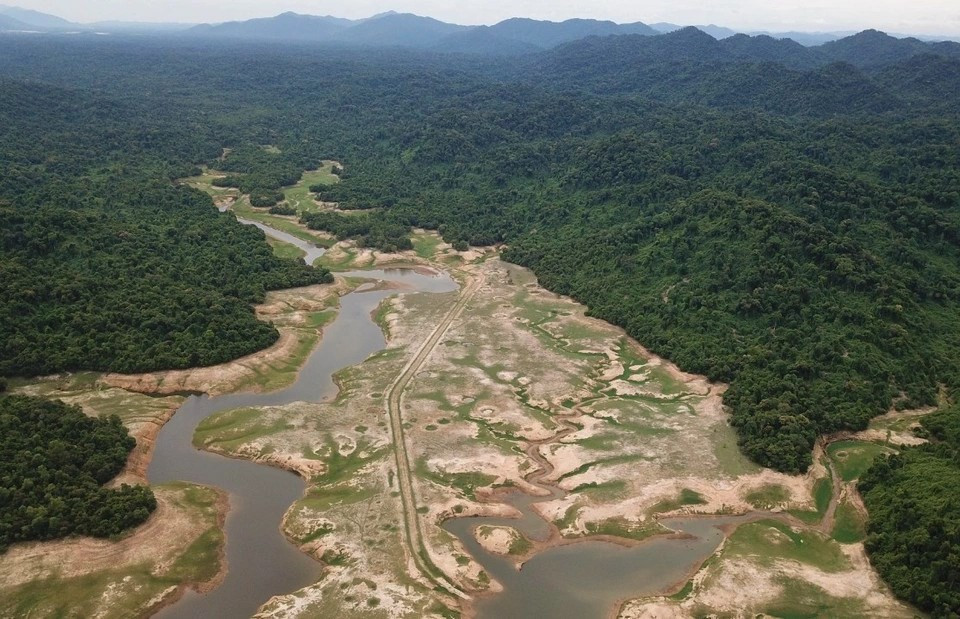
[148,215,456,618]
[444,492,755,619]
[155,212,755,618]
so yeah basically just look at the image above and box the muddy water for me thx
[158,211,752,618]
[236,217,327,266]
[445,495,754,619]
[149,216,456,618]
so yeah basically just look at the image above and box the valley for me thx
[1,10,959,618]
[1,188,918,616]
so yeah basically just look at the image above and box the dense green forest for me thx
[0,31,960,472]
[1,35,958,470]
[0,79,332,376]
[860,406,960,614]
[0,32,958,600]
[0,395,155,551]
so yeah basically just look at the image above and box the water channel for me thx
[148,217,456,618]
[150,213,762,618]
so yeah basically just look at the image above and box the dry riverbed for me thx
[182,231,912,617]
[2,225,915,618]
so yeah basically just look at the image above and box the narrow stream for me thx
[236,217,327,266]
[148,215,456,618]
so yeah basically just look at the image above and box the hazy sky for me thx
[12,0,960,36]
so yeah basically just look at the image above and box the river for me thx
[148,217,457,618]
[150,214,764,618]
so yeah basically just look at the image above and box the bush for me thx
[269,203,297,216]
[250,190,283,208]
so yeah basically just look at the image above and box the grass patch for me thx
[415,458,497,499]
[194,407,293,453]
[317,246,360,271]
[827,440,894,482]
[231,330,322,393]
[413,232,444,259]
[669,579,694,601]
[650,488,708,514]
[267,236,307,261]
[283,164,339,215]
[304,309,337,330]
[181,168,333,245]
[745,484,790,510]
[373,298,393,337]
[0,483,223,618]
[572,479,628,501]
[726,520,849,572]
[509,533,533,556]
[762,576,865,618]
[789,473,833,525]
[232,196,334,246]
[583,517,665,541]
[12,373,184,428]
[831,500,867,544]
[711,422,762,477]
[557,453,648,483]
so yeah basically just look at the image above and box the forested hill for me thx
[514,28,960,114]
[0,34,958,477]
[0,77,331,376]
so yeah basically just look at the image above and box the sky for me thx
[10,0,960,36]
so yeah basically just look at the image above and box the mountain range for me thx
[511,26,960,116]
[0,5,191,33]
[1,5,959,59]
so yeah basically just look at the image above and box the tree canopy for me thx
[0,395,156,551]
[860,406,960,615]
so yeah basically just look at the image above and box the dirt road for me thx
[384,274,483,600]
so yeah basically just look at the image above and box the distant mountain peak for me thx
[0,4,74,29]
[671,26,716,39]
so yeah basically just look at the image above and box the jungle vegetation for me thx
[1,34,957,470]
[0,32,958,586]
[860,406,960,615]
[0,79,332,376]
[0,395,155,551]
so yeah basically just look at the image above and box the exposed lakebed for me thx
[151,215,770,618]
[148,217,456,618]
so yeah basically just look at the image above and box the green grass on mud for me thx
[827,440,895,482]
[725,520,849,573]
[0,483,223,619]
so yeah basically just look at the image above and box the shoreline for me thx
[127,259,456,615]
[6,232,909,618]
[141,488,231,618]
